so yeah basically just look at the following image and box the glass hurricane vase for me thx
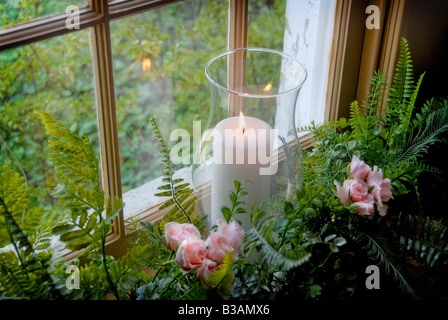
[192,48,307,230]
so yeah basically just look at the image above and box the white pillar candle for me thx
[211,113,274,230]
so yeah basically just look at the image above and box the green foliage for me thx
[37,112,108,253]
[202,251,235,297]
[2,11,447,301]
[0,163,60,299]
[304,38,448,200]
[0,114,152,300]
[149,115,206,234]
[220,180,249,223]
[243,203,312,272]
[395,212,448,268]
[299,37,448,299]
[348,226,418,298]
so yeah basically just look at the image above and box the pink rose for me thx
[216,219,245,250]
[350,155,372,180]
[370,178,393,216]
[334,179,370,205]
[335,180,350,206]
[175,237,207,272]
[351,200,375,217]
[197,258,218,280]
[205,232,232,262]
[367,166,383,187]
[348,179,370,202]
[379,178,393,202]
[206,220,244,262]
[165,222,201,251]
[336,157,393,217]
[367,167,393,213]
[376,202,388,216]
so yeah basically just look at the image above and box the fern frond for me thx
[202,251,235,297]
[0,197,35,259]
[348,101,366,143]
[393,102,448,165]
[36,112,100,194]
[401,72,425,133]
[0,252,43,299]
[0,190,60,299]
[387,38,414,113]
[37,112,109,252]
[364,71,386,117]
[106,244,150,299]
[349,227,418,298]
[395,213,448,268]
[242,205,311,271]
[0,162,33,241]
[149,116,203,232]
[388,72,425,150]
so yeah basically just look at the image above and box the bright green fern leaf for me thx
[202,251,235,297]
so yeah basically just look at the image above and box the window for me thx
[0,0,89,29]
[0,28,98,227]
[111,0,229,215]
[1,0,376,258]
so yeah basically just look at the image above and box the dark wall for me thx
[401,0,448,103]
[400,0,448,217]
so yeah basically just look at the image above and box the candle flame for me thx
[142,58,152,72]
[239,111,246,134]
[262,83,272,92]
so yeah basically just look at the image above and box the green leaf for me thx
[59,229,89,242]
[202,251,235,297]
[220,206,231,222]
[140,222,154,233]
[86,211,100,231]
[334,237,347,247]
[154,191,172,197]
[156,184,172,190]
[66,238,92,251]
[52,223,75,235]
[329,243,339,253]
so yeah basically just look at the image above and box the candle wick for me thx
[242,128,245,134]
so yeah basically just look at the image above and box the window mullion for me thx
[90,0,124,241]
[0,8,101,51]
[356,0,388,105]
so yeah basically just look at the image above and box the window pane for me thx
[0,28,98,228]
[250,0,336,133]
[0,0,88,29]
[111,0,228,216]
[281,0,336,131]
[247,0,286,51]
